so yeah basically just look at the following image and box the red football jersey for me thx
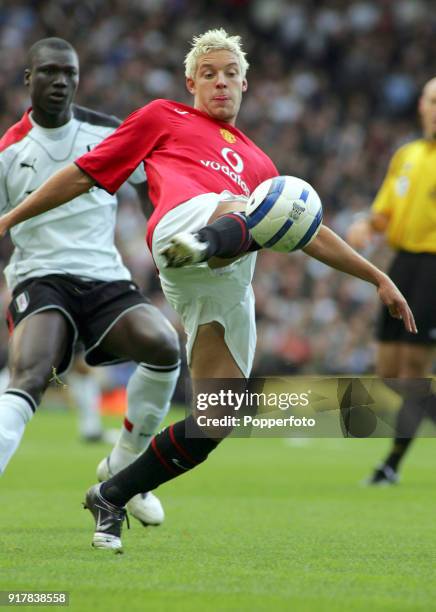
[75,98,278,248]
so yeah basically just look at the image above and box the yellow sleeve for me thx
[371,148,404,217]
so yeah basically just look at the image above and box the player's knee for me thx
[9,362,52,403]
[156,325,180,364]
[138,323,180,365]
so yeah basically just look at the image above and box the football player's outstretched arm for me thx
[303,225,417,334]
[0,163,94,237]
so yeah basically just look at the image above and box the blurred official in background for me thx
[348,77,436,484]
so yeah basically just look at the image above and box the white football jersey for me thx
[0,106,147,289]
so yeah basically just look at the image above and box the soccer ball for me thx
[245,176,323,252]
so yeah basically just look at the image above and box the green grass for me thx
[0,406,435,611]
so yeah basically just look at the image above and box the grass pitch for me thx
[0,406,435,611]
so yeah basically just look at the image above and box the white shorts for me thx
[152,193,257,378]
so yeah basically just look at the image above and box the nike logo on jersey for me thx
[173,108,190,115]
[172,458,190,471]
[20,159,37,173]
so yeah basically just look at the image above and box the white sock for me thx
[109,362,180,473]
[67,372,103,439]
[0,390,35,474]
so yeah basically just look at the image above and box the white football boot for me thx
[159,232,208,267]
[96,456,164,526]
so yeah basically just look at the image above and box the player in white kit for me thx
[0,38,181,526]
[0,30,416,551]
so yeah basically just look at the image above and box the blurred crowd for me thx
[1,0,434,378]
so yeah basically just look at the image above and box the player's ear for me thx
[24,68,31,87]
[186,77,195,95]
[242,79,248,92]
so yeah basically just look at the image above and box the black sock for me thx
[100,415,220,507]
[385,439,414,472]
[197,212,260,258]
[384,397,426,471]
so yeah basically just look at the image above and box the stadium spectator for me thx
[347,77,436,485]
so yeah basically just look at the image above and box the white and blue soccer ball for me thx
[245,176,323,252]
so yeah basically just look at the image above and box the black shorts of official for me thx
[6,274,150,374]
[377,251,436,345]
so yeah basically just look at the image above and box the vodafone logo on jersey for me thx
[200,147,249,196]
[221,148,244,173]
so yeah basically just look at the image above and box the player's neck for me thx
[30,107,73,129]
[193,104,237,127]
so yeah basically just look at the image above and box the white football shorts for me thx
[152,192,257,378]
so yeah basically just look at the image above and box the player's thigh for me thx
[81,280,178,368]
[99,303,179,365]
[165,272,256,380]
[9,311,70,380]
[7,275,80,376]
[191,321,244,379]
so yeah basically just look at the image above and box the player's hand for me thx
[377,274,417,334]
[346,219,372,250]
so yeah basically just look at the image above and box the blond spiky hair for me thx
[184,28,249,79]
